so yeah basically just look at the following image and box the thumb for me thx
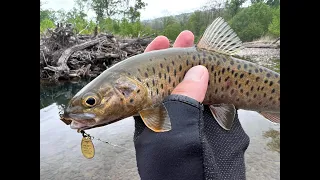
[171,65,209,103]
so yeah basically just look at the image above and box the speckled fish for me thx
[60,17,280,132]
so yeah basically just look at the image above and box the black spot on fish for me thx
[218,77,221,83]
[259,68,263,72]
[198,54,201,59]
[174,69,177,76]
[120,98,123,101]
[235,80,238,85]
[245,80,249,85]
[203,52,206,57]
[264,93,266,97]
[215,89,218,94]
[255,69,258,73]
[251,86,254,91]
[151,91,153,96]
[261,87,264,91]
[203,58,206,64]
[269,97,273,101]
[240,89,243,93]
[160,63,163,68]
[221,87,224,91]
[230,60,234,65]
[257,86,260,91]
[238,84,242,88]
[214,72,217,77]
[172,60,175,65]
[211,65,214,72]
[186,59,189,66]
[191,63,194,66]
[146,82,149,88]
[264,79,268,83]
[167,66,170,73]
[253,94,257,98]
[246,92,249,96]
[222,57,227,62]
[258,101,262,105]
[158,72,162,79]
[278,80,280,84]
[236,98,240,101]
[164,58,167,61]
[129,99,134,103]
[217,61,220,65]
[145,72,148,78]
[168,90,171,95]
[227,67,230,71]
[179,77,182,83]
[278,97,280,101]
[149,59,152,61]
[137,77,141,82]
[208,80,210,86]
[240,74,244,78]
[221,95,224,98]
[218,70,221,75]
[256,77,260,82]
[231,70,234,75]
[152,79,155,86]
[209,56,212,61]
[225,76,230,82]
[222,68,225,74]
[147,68,149,72]
[178,55,181,59]
[138,68,141,72]
[198,60,201,65]
[248,99,251,102]
[244,64,248,69]
[248,70,252,75]
[156,88,159,95]
[271,89,275,93]
[179,65,182,72]
[226,85,230,90]
[216,54,220,58]
[272,101,276,105]
[234,73,238,78]
[168,76,171,83]
[127,72,131,75]
[269,81,273,86]
[152,67,155,74]
[266,73,271,78]
[164,73,167,80]
[173,82,175,87]
[237,65,241,70]
[137,89,140,93]
[231,89,234,95]
[161,84,163,89]
[193,55,196,60]
[213,56,216,60]
[162,92,164,97]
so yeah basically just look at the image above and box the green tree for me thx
[127,0,147,23]
[224,0,247,19]
[268,6,280,36]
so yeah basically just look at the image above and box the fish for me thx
[60,17,280,132]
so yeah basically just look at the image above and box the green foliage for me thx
[229,2,273,41]
[268,6,280,37]
[163,22,182,41]
[40,18,55,33]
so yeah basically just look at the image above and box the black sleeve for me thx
[133,94,250,180]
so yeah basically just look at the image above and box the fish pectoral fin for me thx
[139,104,172,133]
[209,104,236,130]
[259,112,280,124]
[197,17,244,55]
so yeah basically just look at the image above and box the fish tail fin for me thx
[197,17,244,55]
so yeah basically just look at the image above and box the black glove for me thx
[133,94,250,180]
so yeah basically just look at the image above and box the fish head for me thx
[60,74,150,131]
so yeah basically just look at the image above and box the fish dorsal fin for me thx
[197,17,244,55]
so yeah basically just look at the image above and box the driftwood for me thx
[40,24,154,82]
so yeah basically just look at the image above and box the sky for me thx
[41,0,212,21]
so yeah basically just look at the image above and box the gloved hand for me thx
[133,31,250,180]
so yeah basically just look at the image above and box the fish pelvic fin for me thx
[197,17,244,55]
[139,104,172,133]
[259,111,280,124]
[209,104,236,131]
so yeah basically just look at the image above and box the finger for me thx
[171,65,209,103]
[173,30,195,48]
[144,36,170,52]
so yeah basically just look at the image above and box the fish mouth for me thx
[60,113,97,130]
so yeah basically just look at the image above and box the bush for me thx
[268,6,280,37]
[40,18,55,34]
[229,2,273,42]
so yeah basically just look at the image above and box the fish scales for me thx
[118,47,279,113]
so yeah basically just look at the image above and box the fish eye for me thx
[84,96,96,107]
